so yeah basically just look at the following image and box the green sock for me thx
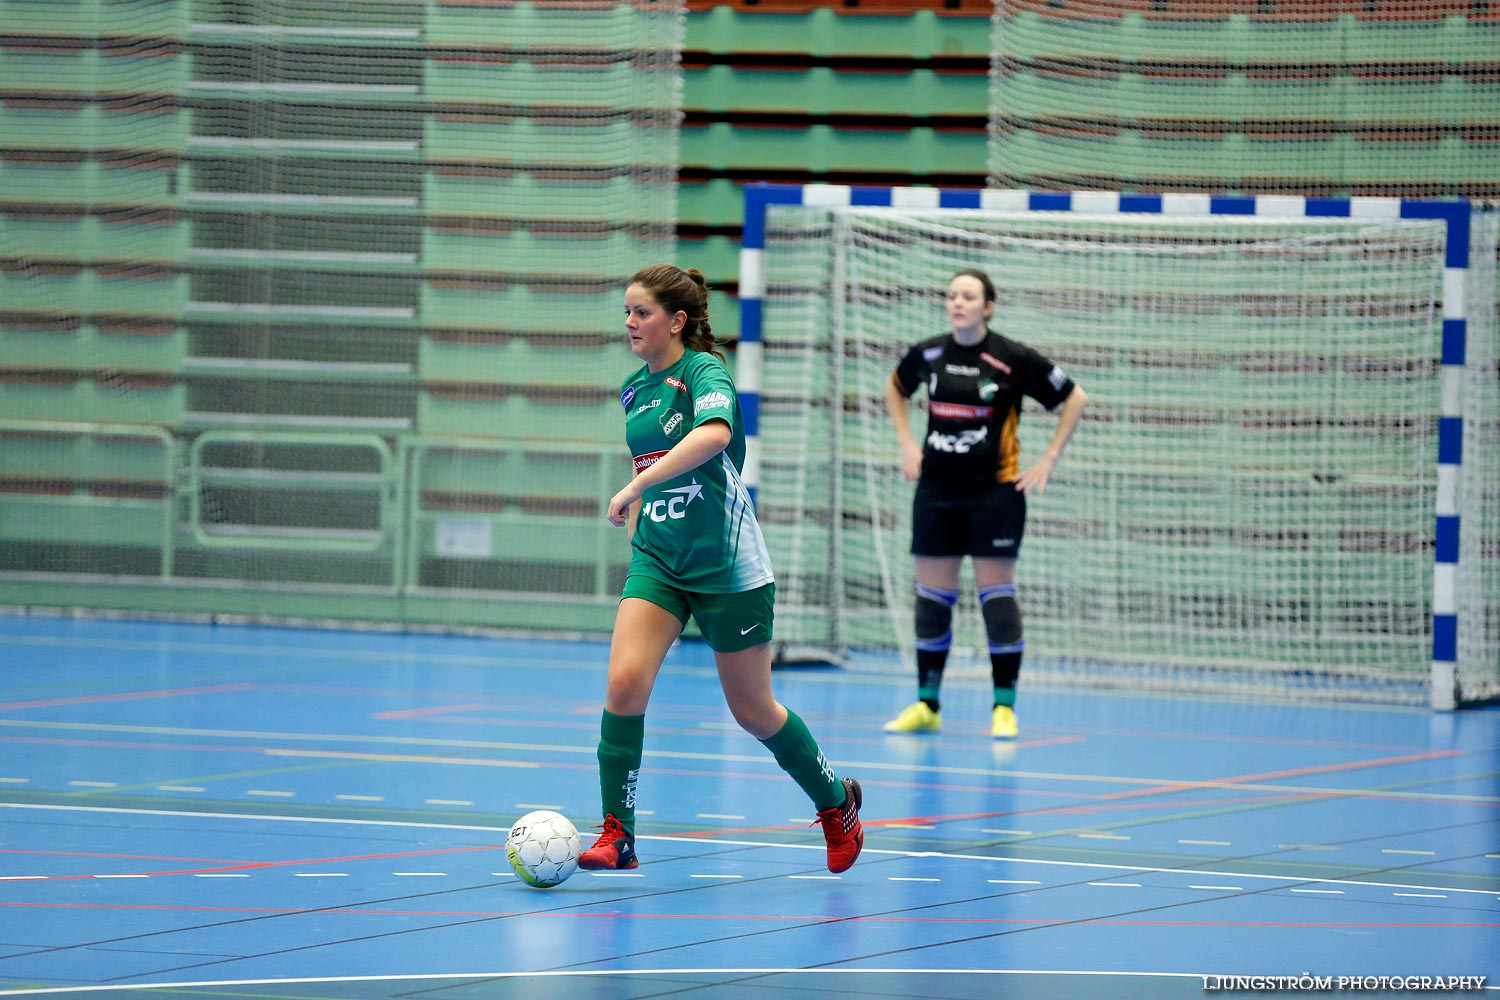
[993,686,1016,708]
[597,709,644,836]
[759,708,844,811]
[918,685,941,711]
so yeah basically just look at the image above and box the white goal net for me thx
[751,192,1499,707]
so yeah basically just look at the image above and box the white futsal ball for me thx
[505,810,581,888]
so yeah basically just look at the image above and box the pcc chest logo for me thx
[928,426,988,454]
[641,479,704,522]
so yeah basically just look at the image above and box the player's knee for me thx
[979,584,1023,652]
[915,585,958,650]
[722,688,783,740]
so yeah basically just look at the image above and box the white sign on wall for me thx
[435,518,492,558]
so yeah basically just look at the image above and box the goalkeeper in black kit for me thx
[883,268,1088,739]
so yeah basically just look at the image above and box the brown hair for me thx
[628,264,727,365]
[952,268,997,304]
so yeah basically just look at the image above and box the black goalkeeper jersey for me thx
[892,331,1075,488]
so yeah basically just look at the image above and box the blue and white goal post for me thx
[738,182,1496,709]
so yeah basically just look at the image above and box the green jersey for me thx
[620,350,774,594]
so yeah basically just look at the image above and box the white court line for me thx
[0,968,1281,997]
[4,712,1495,805]
[2,803,1493,897]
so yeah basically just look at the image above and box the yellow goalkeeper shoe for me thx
[884,701,941,733]
[991,705,1018,740]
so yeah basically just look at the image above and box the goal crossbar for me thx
[738,183,1487,710]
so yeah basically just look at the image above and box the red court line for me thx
[1028,724,1439,754]
[867,793,1320,827]
[0,683,253,711]
[1136,748,1470,791]
[1033,793,1324,815]
[1011,749,1469,818]
[371,704,487,720]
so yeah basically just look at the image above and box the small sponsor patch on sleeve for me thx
[694,390,732,415]
[620,386,636,409]
[1048,366,1068,391]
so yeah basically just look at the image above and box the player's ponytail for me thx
[629,264,730,365]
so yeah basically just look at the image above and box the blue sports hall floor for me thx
[0,613,1496,999]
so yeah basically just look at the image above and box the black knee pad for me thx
[914,584,958,652]
[979,583,1023,653]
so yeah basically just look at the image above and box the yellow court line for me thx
[266,748,540,768]
[2,718,1497,805]
[0,632,603,671]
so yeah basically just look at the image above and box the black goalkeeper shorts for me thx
[909,479,1027,559]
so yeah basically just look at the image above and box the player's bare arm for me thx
[1013,384,1088,497]
[885,372,923,481]
[624,458,640,541]
[607,419,732,525]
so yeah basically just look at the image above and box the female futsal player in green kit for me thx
[578,264,864,874]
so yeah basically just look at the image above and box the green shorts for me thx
[621,577,775,653]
